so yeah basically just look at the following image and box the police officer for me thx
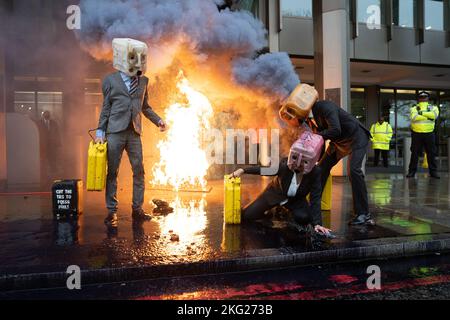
[406,91,440,179]
[370,116,393,168]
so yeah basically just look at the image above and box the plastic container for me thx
[224,175,241,224]
[288,131,324,174]
[87,141,107,191]
[279,84,319,126]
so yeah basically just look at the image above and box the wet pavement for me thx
[2,253,449,300]
[0,173,450,278]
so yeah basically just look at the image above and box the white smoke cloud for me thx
[76,0,300,99]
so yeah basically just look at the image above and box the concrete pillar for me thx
[366,85,380,159]
[266,0,281,52]
[0,2,8,191]
[314,0,351,176]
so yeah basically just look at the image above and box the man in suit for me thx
[231,154,332,237]
[95,38,167,227]
[308,100,374,226]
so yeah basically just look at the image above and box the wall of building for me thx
[280,19,450,66]
[0,2,8,191]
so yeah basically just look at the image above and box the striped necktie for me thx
[129,76,138,95]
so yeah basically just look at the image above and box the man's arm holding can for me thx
[95,77,112,143]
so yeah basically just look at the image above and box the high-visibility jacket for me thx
[410,102,439,133]
[370,121,393,150]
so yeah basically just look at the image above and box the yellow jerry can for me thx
[224,175,241,224]
[321,175,332,211]
[422,153,428,169]
[221,224,241,253]
[87,141,108,191]
[306,175,332,211]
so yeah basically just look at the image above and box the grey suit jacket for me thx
[97,72,162,135]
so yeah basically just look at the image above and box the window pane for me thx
[351,88,366,126]
[380,90,397,165]
[425,0,444,30]
[393,0,415,27]
[357,0,383,24]
[281,0,312,17]
[14,91,36,117]
[438,91,450,162]
[37,92,63,125]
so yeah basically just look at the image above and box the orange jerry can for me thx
[279,84,319,126]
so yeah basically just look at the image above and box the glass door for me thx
[395,89,417,167]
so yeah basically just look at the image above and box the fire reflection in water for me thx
[157,196,208,257]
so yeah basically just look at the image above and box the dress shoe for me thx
[430,173,441,179]
[349,213,375,226]
[132,208,153,221]
[406,172,416,178]
[104,213,118,227]
[314,230,337,239]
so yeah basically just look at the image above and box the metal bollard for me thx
[403,137,412,175]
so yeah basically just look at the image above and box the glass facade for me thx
[351,88,367,126]
[425,0,444,30]
[14,91,63,126]
[393,0,416,28]
[357,0,384,24]
[238,0,259,16]
[281,0,312,17]
[379,88,448,167]
[437,91,450,160]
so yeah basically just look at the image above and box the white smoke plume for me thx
[76,0,300,100]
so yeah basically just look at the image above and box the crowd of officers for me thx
[370,91,440,179]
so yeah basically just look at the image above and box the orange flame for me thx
[151,71,213,191]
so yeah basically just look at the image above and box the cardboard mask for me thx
[112,38,148,77]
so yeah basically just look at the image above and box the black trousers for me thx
[319,131,370,216]
[242,194,311,226]
[408,132,438,175]
[374,149,389,167]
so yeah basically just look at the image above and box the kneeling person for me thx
[231,142,331,236]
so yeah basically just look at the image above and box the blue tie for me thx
[129,76,138,95]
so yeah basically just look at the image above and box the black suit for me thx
[312,100,371,216]
[242,158,322,226]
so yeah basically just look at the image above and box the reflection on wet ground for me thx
[0,174,449,275]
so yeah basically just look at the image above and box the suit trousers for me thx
[106,127,145,213]
[319,128,370,216]
[408,132,438,175]
[242,194,311,226]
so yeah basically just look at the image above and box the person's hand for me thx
[314,225,332,236]
[95,129,105,144]
[158,120,167,132]
[416,105,421,112]
[231,169,245,178]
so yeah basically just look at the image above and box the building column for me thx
[0,1,10,191]
[366,86,380,159]
[259,0,281,52]
[313,0,351,176]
